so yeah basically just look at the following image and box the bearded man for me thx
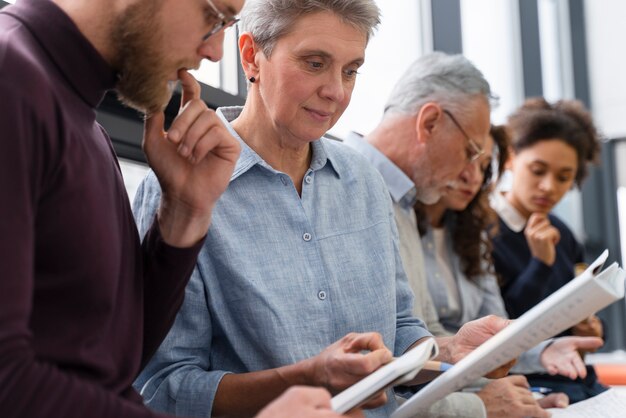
[0,0,243,416]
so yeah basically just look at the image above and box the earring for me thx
[248,76,256,83]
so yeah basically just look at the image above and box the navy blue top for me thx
[492,205,607,403]
[492,214,583,319]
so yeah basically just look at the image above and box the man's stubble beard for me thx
[411,151,445,205]
[111,0,179,114]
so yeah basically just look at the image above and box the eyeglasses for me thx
[203,0,240,41]
[442,109,485,164]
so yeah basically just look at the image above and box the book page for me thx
[548,389,626,417]
[392,251,625,418]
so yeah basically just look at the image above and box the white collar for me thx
[490,191,527,232]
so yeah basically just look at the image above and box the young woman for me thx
[491,98,605,403]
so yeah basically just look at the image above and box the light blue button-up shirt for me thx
[132,107,431,418]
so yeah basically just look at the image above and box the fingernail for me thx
[168,129,180,142]
[178,145,189,157]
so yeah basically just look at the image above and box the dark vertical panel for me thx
[569,0,591,108]
[431,0,463,54]
[518,0,543,97]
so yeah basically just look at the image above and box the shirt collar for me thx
[217,106,341,181]
[4,0,117,108]
[342,131,417,209]
[490,191,527,232]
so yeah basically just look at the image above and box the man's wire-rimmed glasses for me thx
[442,109,485,164]
[202,0,240,41]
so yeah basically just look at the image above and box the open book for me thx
[331,338,438,414]
[392,250,625,418]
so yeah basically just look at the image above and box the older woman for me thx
[133,1,509,417]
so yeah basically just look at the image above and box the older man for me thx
[343,52,556,418]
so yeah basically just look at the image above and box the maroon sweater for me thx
[0,1,202,417]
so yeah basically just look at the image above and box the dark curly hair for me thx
[416,125,510,282]
[506,97,601,187]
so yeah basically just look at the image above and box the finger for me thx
[167,100,209,147]
[538,393,569,409]
[527,213,546,228]
[344,332,387,353]
[532,218,551,232]
[177,109,222,160]
[178,69,201,110]
[570,355,587,379]
[515,388,540,405]
[573,336,604,350]
[555,360,577,380]
[504,374,530,388]
[188,126,231,164]
[483,314,514,333]
[545,364,559,375]
[546,227,561,244]
[536,228,557,242]
[338,349,393,376]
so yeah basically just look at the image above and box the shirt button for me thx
[305,176,313,184]
[303,232,312,242]
[318,291,327,300]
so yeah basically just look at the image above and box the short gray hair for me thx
[240,0,381,57]
[384,52,494,118]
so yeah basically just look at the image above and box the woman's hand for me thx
[540,336,603,379]
[525,213,561,266]
[302,332,393,408]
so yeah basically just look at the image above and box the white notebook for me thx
[331,338,438,414]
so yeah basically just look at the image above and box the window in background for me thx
[538,0,575,101]
[536,0,583,239]
[584,0,626,139]
[460,0,524,125]
[190,25,241,96]
[329,0,430,139]
[614,141,626,265]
